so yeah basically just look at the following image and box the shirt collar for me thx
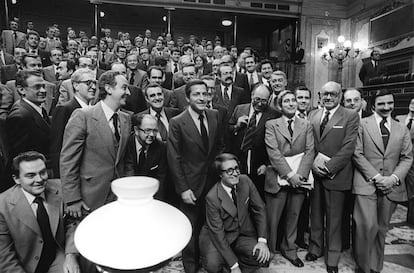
[188,105,205,120]
[323,104,340,117]
[374,112,391,126]
[74,95,90,109]
[23,98,43,115]
[149,107,166,118]
[21,187,46,205]
[100,100,118,122]
[221,182,234,198]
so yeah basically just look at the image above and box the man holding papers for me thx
[264,90,314,267]
[306,82,359,273]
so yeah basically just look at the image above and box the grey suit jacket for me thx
[265,116,315,193]
[0,180,77,273]
[58,79,75,104]
[60,101,131,210]
[127,69,149,90]
[1,30,26,54]
[43,65,57,83]
[396,114,414,141]
[309,106,360,191]
[353,115,413,202]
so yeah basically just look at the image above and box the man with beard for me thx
[43,48,63,83]
[124,114,168,201]
[268,70,287,112]
[126,53,148,90]
[258,59,273,88]
[353,90,412,273]
[228,84,280,199]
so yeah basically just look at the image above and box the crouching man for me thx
[200,153,270,273]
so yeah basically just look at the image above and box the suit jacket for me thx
[359,60,388,85]
[127,69,149,90]
[201,175,267,267]
[50,98,82,177]
[136,60,154,72]
[143,38,156,50]
[138,106,181,122]
[58,79,75,103]
[396,114,414,141]
[0,180,77,273]
[170,85,189,112]
[309,106,360,191]
[214,84,245,121]
[60,101,131,210]
[6,99,51,160]
[228,104,280,175]
[233,72,250,102]
[38,50,52,67]
[43,65,57,83]
[123,85,147,114]
[167,108,223,197]
[0,51,14,67]
[162,72,174,91]
[0,63,18,84]
[353,115,413,202]
[1,30,26,54]
[264,116,315,193]
[124,137,168,200]
[98,51,115,70]
[44,38,62,53]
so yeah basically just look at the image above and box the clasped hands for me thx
[373,175,397,195]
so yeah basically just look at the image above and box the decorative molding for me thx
[377,34,414,50]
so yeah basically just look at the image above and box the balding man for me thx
[306,81,359,273]
[343,88,371,118]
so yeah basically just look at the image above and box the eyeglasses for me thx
[78,80,97,86]
[138,128,159,135]
[221,166,240,176]
[321,92,340,98]
[252,97,268,104]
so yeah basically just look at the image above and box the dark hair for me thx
[116,45,126,53]
[21,53,40,67]
[213,153,240,174]
[12,151,46,177]
[61,59,76,72]
[371,89,393,104]
[182,45,193,53]
[258,59,273,72]
[277,90,295,109]
[294,85,312,98]
[170,47,181,54]
[15,70,42,88]
[26,30,40,39]
[147,65,164,78]
[99,39,108,47]
[185,79,207,98]
[144,82,162,97]
[98,71,119,100]
[154,57,167,67]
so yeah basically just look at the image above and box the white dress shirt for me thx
[100,101,120,135]
[21,189,48,217]
[188,106,209,135]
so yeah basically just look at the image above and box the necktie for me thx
[298,112,306,119]
[199,114,209,150]
[231,186,237,206]
[320,110,330,136]
[156,112,168,141]
[380,117,390,149]
[249,73,254,87]
[112,113,120,142]
[288,119,294,137]
[241,111,258,152]
[129,71,135,85]
[101,52,105,63]
[223,87,230,107]
[137,147,146,173]
[41,108,50,124]
[173,63,178,73]
[407,118,413,130]
[55,72,59,81]
[33,197,56,273]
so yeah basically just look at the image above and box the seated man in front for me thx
[0,151,79,273]
[200,153,270,273]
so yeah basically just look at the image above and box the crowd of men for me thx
[0,20,413,273]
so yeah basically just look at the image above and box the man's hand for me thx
[257,165,267,176]
[312,161,328,177]
[252,242,270,264]
[231,265,242,273]
[288,173,302,188]
[236,115,249,128]
[63,254,80,273]
[181,189,197,205]
[66,200,90,218]
[375,176,395,194]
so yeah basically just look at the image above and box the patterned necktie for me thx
[223,87,230,107]
[380,117,390,149]
[156,112,168,141]
[288,119,294,137]
[129,71,135,85]
[231,186,237,206]
[407,118,413,130]
[112,113,120,142]
[199,114,209,150]
[320,110,330,136]
[33,197,56,273]
[241,111,258,152]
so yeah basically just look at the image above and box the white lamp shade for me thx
[337,35,345,43]
[74,176,192,270]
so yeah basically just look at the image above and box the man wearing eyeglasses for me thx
[306,81,359,273]
[124,114,168,201]
[50,68,96,178]
[199,153,270,273]
[228,84,280,199]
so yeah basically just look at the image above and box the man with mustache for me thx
[353,90,412,273]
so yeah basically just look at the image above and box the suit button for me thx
[380,168,383,171]
[35,256,39,260]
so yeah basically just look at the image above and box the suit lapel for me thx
[116,112,130,165]
[365,115,385,154]
[10,187,42,236]
[206,110,217,154]
[92,103,116,160]
[385,119,400,156]
[44,185,61,237]
[312,109,323,141]
[275,118,291,143]
[292,117,304,143]
[320,107,344,141]
[217,184,237,218]
[183,110,206,152]
[21,100,50,132]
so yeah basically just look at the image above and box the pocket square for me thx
[333,125,343,129]
[150,165,159,170]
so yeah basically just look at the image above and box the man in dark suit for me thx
[137,47,154,72]
[171,63,197,112]
[0,47,26,84]
[220,55,249,102]
[143,29,156,51]
[50,68,96,178]
[97,39,115,70]
[214,64,244,121]
[245,55,262,92]
[199,153,270,273]
[124,114,168,200]
[306,81,359,273]
[0,151,79,273]
[353,90,412,273]
[1,20,26,54]
[42,48,63,83]
[228,84,280,199]
[5,70,51,190]
[268,70,287,112]
[202,75,227,132]
[359,49,388,86]
[126,53,149,90]
[343,88,371,118]
[23,31,52,67]
[148,65,174,108]
[167,79,224,273]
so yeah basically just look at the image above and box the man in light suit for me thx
[306,81,359,273]
[353,90,412,273]
[0,47,26,84]
[228,84,280,199]
[126,53,149,90]
[0,151,79,273]
[0,38,14,67]
[264,90,314,267]
[167,79,224,273]
[42,48,63,83]
[199,153,270,273]
[1,20,26,54]
[60,71,131,219]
